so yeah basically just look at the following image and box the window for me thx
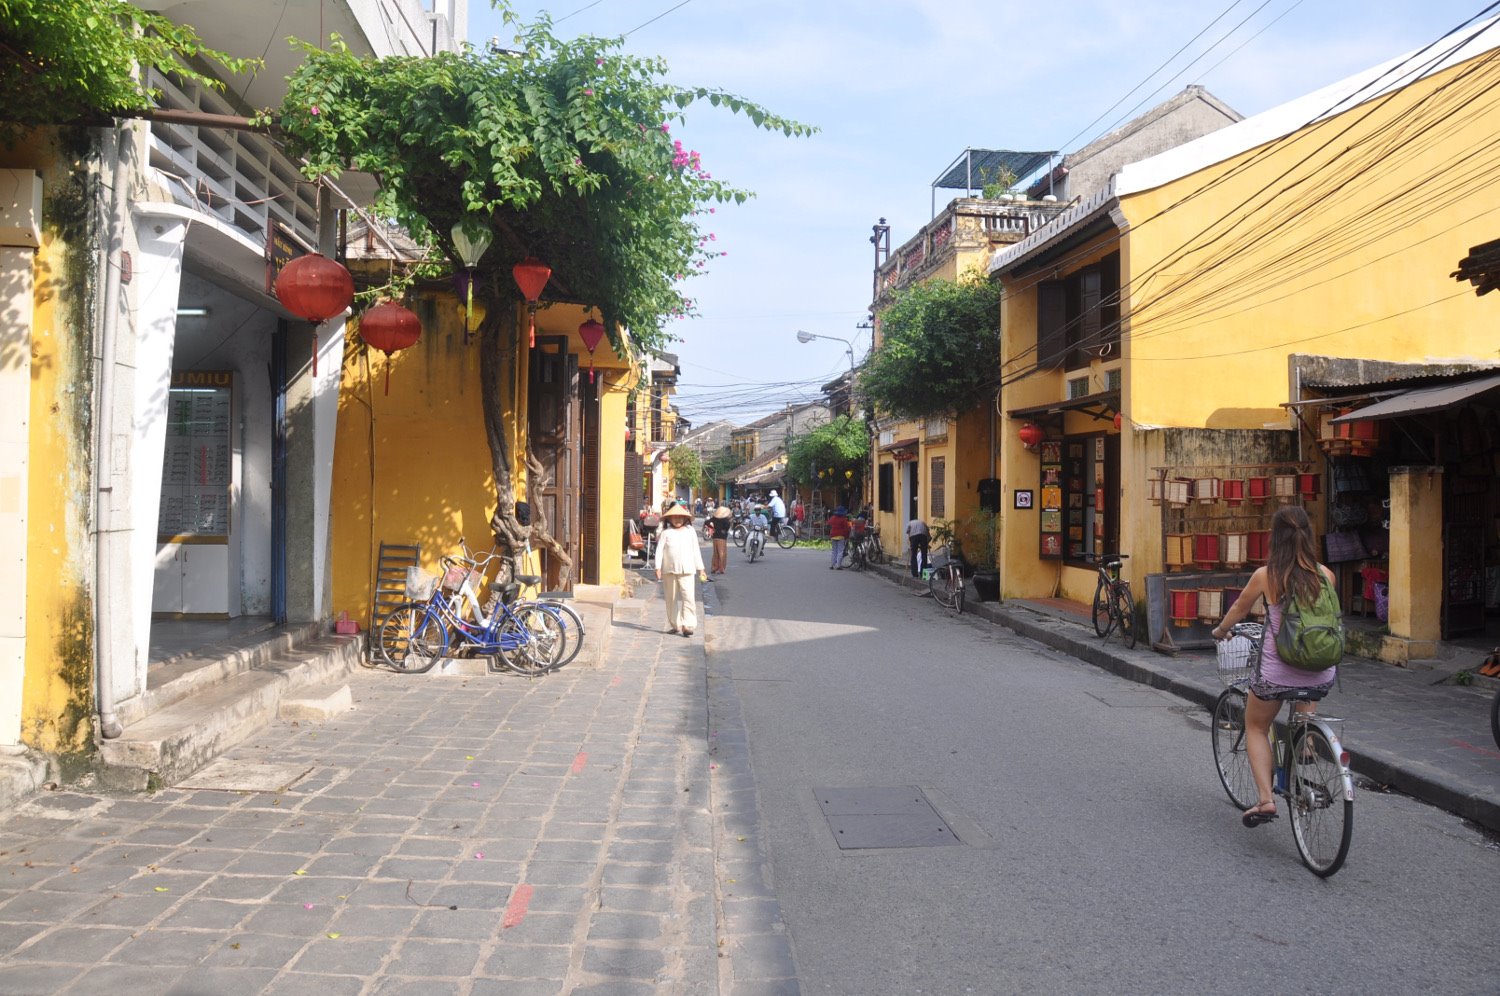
[1067,376,1090,400]
[1103,367,1122,392]
[1037,252,1121,371]
[930,456,946,519]
[878,463,895,513]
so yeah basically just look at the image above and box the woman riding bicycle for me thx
[1210,506,1338,828]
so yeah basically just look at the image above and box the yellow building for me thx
[993,24,1500,656]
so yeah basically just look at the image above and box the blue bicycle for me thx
[378,554,565,676]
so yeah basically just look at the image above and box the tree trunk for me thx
[478,301,574,586]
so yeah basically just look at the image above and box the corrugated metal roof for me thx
[1330,372,1500,422]
[934,149,1055,191]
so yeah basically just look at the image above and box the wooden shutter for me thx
[1099,252,1121,358]
[581,375,600,584]
[1037,279,1067,369]
[930,456,946,519]
[878,462,895,512]
[624,448,643,522]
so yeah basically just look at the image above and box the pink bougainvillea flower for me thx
[660,123,670,133]
[310,105,321,116]
[709,207,715,213]
[596,57,604,66]
[583,88,594,96]
[709,233,716,240]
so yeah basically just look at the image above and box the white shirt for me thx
[906,518,929,538]
[768,495,786,519]
[655,524,706,575]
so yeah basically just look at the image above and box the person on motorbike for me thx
[746,505,770,559]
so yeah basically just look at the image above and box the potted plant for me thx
[962,509,1001,601]
[929,518,965,573]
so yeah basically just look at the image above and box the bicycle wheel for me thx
[776,524,796,549]
[1211,689,1258,810]
[378,602,445,674]
[731,524,747,548]
[952,570,965,615]
[1288,725,1353,877]
[867,541,885,565]
[1113,585,1137,649]
[839,542,853,568]
[498,604,566,676]
[531,601,585,667]
[928,566,955,609]
[1091,578,1111,636]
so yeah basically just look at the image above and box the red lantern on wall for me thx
[359,302,422,395]
[578,317,606,384]
[1018,422,1045,450]
[275,253,354,378]
[512,256,552,348]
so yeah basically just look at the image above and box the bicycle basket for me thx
[1215,622,1262,686]
[440,564,475,591]
[405,567,436,600]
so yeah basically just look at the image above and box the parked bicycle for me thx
[1088,552,1136,650]
[927,544,966,614]
[1212,622,1355,877]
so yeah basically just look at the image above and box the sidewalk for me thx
[0,582,789,995]
[867,561,1500,834]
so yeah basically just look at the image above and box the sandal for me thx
[1241,802,1278,828]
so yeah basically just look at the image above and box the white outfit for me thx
[655,524,706,631]
[768,495,786,520]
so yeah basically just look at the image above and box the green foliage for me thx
[977,164,1018,199]
[860,271,1001,420]
[274,7,812,355]
[669,444,704,494]
[702,447,740,492]
[0,0,256,143]
[786,415,869,488]
[961,508,1000,569]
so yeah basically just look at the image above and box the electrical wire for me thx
[623,0,693,37]
[556,0,609,24]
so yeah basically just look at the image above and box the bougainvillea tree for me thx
[274,6,811,572]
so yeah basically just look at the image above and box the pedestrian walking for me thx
[708,503,733,576]
[1210,505,1340,828]
[655,501,707,637]
[827,505,851,570]
[906,515,931,578]
[792,497,806,537]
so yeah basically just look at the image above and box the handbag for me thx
[1324,530,1367,564]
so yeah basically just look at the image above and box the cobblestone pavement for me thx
[0,589,793,995]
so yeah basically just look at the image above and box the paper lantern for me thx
[1169,588,1198,628]
[1165,533,1192,570]
[1246,477,1270,504]
[1221,479,1245,507]
[1298,473,1321,499]
[512,256,552,348]
[1018,422,1045,449]
[1222,531,1248,568]
[1192,477,1221,504]
[1148,477,1164,506]
[359,302,422,395]
[1165,478,1191,507]
[1247,530,1271,563]
[1193,533,1220,569]
[1272,473,1297,501]
[578,317,607,383]
[1197,588,1224,622]
[275,253,353,378]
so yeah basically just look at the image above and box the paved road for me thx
[705,544,1500,995]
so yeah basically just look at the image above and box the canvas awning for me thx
[1007,390,1121,422]
[1329,373,1500,422]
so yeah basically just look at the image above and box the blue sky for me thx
[467,1,1492,424]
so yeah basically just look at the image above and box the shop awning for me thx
[879,437,919,453]
[1330,373,1500,422]
[1007,390,1120,422]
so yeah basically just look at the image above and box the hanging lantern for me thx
[359,302,422,395]
[1197,588,1225,622]
[1222,531,1248,567]
[1165,533,1192,570]
[1169,588,1198,628]
[1113,412,1123,431]
[1193,533,1220,569]
[845,469,854,480]
[1165,478,1191,507]
[1018,422,1045,450]
[512,256,552,348]
[1247,530,1271,563]
[275,253,353,378]
[1192,477,1222,504]
[578,317,607,383]
[1272,473,1297,501]
[1298,472,1321,499]
[452,221,493,345]
[1221,479,1245,508]
[1148,476,1164,506]
[1246,476,1270,504]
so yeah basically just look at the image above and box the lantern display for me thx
[1222,586,1243,613]
[1247,530,1271,563]
[1018,422,1045,450]
[274,253,354,377]
[1221,479,1245,507]
[1272,473,1297,501]
[1165,478,1191,507]
[451,221,493,344]
[1148,477,1164,506]
[578,317,607,383]
[1197,588,1224,622]
[1165,533,1192,570]
[1222,531,1248,568]
[1169,588,1198,628]
[359,302,422,395]
[1193,533,1220,569]
[512,256,552,348]
[1192,477,1221,504]
[1298,472,1321,499]
[1246,476,1270,504]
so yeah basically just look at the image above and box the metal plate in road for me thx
[814,786,961,849]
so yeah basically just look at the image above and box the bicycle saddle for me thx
[514,574,542,586]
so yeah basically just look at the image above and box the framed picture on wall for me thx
[1014,489,1034,509]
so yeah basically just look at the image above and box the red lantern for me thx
[1113,412,1122,431]
[578,317,606,384]
[359,302,422,395]
[275,253,354,378]
[1018,422,1045,450]
[512,257,552,348]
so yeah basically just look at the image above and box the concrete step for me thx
[0,748,53,813]
[99,634,362,790]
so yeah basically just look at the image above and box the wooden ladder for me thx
[372,542,422,633]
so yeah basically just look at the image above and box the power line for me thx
[623,0,693,37]
[556,0,608,24]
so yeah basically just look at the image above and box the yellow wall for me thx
[331,295,637,624]
[18,136,98,754]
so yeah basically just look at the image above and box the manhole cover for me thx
[179,760,312,793]
[814,786,961,849]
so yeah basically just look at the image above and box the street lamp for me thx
[795,328,855,377]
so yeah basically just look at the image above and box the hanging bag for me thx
[1275,574,1344,671]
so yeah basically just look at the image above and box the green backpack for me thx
[1275,574,1344,671]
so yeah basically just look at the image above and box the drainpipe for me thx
[94,123,130,740]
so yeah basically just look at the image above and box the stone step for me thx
[99,634,362,790]
[0,748,52,813]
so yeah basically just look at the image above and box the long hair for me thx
[1266,505,1322,604]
